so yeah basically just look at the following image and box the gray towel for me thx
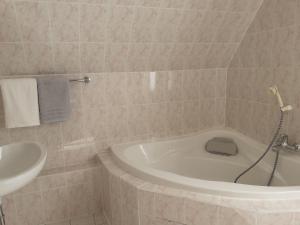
[205,137,238,156]
[37,77,71,123]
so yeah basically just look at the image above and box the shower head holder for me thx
[269,86,293,112]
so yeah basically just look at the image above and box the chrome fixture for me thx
[273,134,300,153]
[69,76,91,84]
[0,204,5,225]
[269,86,293,112]
[234,85,293,186]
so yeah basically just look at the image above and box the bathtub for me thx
[111,129,300,199]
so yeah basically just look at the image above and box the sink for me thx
[0,142,47,197]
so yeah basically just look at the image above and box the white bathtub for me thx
[111,129,300,199]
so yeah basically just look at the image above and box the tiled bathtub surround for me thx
[226,0,300,144]
[0,0,263,75]
[99,151,300,225]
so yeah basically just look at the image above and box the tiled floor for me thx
[46,213,107,225]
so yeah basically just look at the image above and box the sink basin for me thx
[0,142,47,196]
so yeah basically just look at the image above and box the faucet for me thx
[272,134,300,153]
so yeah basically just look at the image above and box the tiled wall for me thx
[0,0,262,75]
[0,0,266,224]
[0,0,265,167]
[0,70,226,171]
[3,164,102,225]
[226,0,300,144]
[0,0,265,168]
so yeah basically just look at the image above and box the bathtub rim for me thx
[110,128,300,200]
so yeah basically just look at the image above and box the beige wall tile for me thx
[188,44,211,69]
[0,1,20,42]
[148,103,166,137]
[84,105,107,140]
[182,101,200,133]
[106,105,128,139]
[107,6,134,42]
[132,7,158,42]
[169,44,191,70]
[0,43,25,75]
[185,0,210,10]
[43,151,65,170]
[104,43,129,72]
[82,73,106,108]
[184,199,218,225]
[136,0,161,7]
[16,1,50,42]
[127,43,152,71]
[166,71,182,101]
[209,0,230,11]
[23,43,54,74]
[80,4,107,42]
[127,72,150,104]
[199,97,216,129]
[155,192,185,223]
[54,43,80,73]
[63,145,96,166]
[160,0,186,8]
[182,70,200,100]
[105,72,128,105]
[148,44,173,71]
[199,69,216,98]
[128,104,149,137]
[166,102,183,136]
[62,108,85,145]
[219,207,257,225]
[196,11,225,42]
[154,9,182,42]
[176,10,205,42]
[70,216,95,225]
[2,195,18,225]
[148,71,167,103]
[81,43,105,73]
[50,3,79,42]
[36,123,63,152]
[14,192,45,225]
[256,212,294,225]
[43,188,69,222]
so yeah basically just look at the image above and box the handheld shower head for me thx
[269,85,293,112]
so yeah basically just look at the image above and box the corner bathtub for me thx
[111,129,300,199]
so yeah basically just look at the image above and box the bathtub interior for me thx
[116,129,300,187]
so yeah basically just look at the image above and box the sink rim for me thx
[0,142,47,182]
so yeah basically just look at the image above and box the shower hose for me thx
[234,109,284,186]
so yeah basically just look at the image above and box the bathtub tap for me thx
[273,134,300,153]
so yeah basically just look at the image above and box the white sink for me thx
[0,142,47,197]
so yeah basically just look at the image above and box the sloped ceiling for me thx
[0,0,264,75]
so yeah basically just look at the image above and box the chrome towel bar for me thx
[69,76,91,84]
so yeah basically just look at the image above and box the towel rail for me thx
[69,76,91,84]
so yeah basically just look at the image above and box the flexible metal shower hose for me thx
[234,109,284,186]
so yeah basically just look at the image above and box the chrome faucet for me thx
[272,134,300,153]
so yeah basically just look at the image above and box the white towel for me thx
[0,78,40,128]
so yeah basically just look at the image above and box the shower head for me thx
[269,86,293,112]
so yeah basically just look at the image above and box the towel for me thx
[37,77,71,123]
[205,137,238,156]
[0,78,40,128]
